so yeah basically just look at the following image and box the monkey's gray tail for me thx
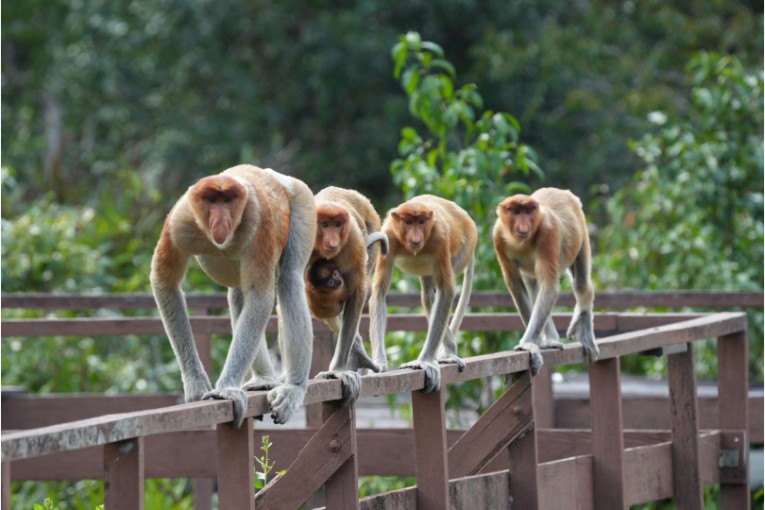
[449,257,474,335]
[365,231,389,256]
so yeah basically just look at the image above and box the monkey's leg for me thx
[566,249,599,362]
[229,288,279,388]
[424,274,465,371]
[524,277,563,351]
[401,281,455,393]
[316,291,367,404]
[512,277,558,375]
[205,285,274,427]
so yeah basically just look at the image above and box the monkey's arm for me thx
[494,247,534,325]
[151,237,212,403]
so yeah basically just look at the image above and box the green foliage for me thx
[255,435,286,491]
[594,52,764,381]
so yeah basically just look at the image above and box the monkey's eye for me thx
[321,222,329,228]
[334,221,342,228]
[206,197,217,204]
[405,220,413,226]
[224,197,232,204]
[418,219,426,225]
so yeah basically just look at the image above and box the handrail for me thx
[2,290,762,310]
[0,311,746,463]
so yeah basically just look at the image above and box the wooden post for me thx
[307,332,335,427]
[412,388,449,509]
[718,330,750,510]
[506,371,539,510]
[532,364,554,428]
[588,358,626,509]
[668,343,703,508]
[2,462,10,510]
[322,403,360,510]
[190,305,214,510]
[217,417,254,510]
[104,437,144,510]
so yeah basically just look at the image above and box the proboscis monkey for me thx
[306,258,347,319]
[492,187,600,375]
[369,195,478,393]
[306,186,388,403]
[150,164,316,427]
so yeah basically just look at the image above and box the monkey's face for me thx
[309,259,344,288]
[391,205,435,254]
[190,176,249,248]
[316,207,350,258]
[498,195,540,242]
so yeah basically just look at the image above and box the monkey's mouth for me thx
[515,233,531,240]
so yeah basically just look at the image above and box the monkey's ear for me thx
[390,211,401,222]
[423,210,434,220]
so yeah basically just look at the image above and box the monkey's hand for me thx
[436,354,466,372]
[267,384,306,425]
[539,340,565,350]
[514,343,544,376]
[315,370,361,404]
[349,340,382,373]
[401,359,441,393]
[182,374,213,403]
[566,312,600,362]
[373,357,389,373]
[202,387,248,428]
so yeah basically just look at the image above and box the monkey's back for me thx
[531,187,589,266]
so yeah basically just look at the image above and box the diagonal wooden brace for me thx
[255,404,355,509]
[448,371,533,478]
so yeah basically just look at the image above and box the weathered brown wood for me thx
[448,371,532,478]
[533,365,555,428]
[412,388,449,510]
[4,290,760,311]
[555,393,763,444]
[192,479,213,510]
[588,358,625,509]
[717,330,750,510]
[1,393,182,429]
[538,454,593,510]
[256,401,355,510]
[104,437,144,510]
[667,343,703,508]
[506,371,540,510]
[217,417,254,510]
[322,403,359,510]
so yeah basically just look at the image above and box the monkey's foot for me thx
[203,387,248,428]
[437,354,466,372]
[350,342,382,373]
[400,359,441,393]
[373,357,389,373]
[267,383,307,425]
[566,313,599,362]
[183,375,213,403]
[241,375,281,392]
[315,370,361,404]
[539,340,565,351]
[514,343,544,375]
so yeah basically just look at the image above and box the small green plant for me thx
[254,435,286,491]
[34,499,60,510]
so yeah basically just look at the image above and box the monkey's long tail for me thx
[449,257,474,335]
[365,231,389,256]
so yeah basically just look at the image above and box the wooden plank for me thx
[255,402,354,510]
[667,343,703,508]
[554,394,763,444]
[103,437,144,510]
[506,372,540,510]
[538,455,593,510]
[307,332,335,428]
[192,478,213,510]
[4,290,760,311]
[412,388,449,510]
[322,403,359,510]
[448,371,532,477]
[216,417,254,510]
[718,331,750,510]
[588,358,625,509]
[449,471,510,510]
[533,365,555,428]
[1,393,182,429]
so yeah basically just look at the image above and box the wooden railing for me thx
[1,291,761,509]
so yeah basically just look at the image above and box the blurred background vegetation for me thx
[2,0,763,508]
